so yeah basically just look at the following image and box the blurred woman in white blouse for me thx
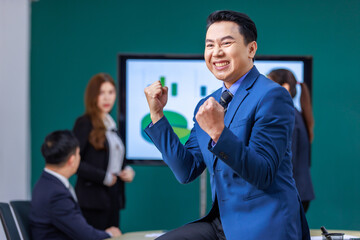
[73,73,135,230]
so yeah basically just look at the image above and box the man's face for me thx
[204,21,256,88]
[72,147,81,174]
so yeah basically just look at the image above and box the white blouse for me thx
[102,114,125,186]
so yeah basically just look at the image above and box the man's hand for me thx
[105,226,122,237]
[195,97,225,142]
[144,81,168,124]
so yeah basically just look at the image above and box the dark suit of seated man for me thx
[30,130,122,240]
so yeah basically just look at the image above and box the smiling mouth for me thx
[214,61,229,67]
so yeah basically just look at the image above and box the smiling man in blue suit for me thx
[144,10,310,240]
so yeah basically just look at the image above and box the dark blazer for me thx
[29,171,110,240]
[73,115,125,210]
[145,66,310,240]
[292,109,315,201]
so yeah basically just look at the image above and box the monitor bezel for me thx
[118,53,313,166]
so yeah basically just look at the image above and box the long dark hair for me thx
[84,73,116,150]
[268,69,314,142]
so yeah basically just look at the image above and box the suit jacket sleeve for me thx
[73,116,107,183]
[210,86,295,190]
[144,107,206,184]
[50,191,110,240]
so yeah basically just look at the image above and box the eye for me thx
[222,41,232,46]
[206,43,214,48]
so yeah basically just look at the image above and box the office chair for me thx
[10,200,32,240]
[0,202,21,239]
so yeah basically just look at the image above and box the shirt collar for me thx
[221,70,250,95]
[103,113,117,131]
[44,168,70,188]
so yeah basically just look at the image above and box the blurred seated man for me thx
[30,130,121,240]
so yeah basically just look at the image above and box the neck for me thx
[224,63,253,89]
[45,164,71,179]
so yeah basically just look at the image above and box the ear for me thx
[248,41,257,59]
[67,154,75,167]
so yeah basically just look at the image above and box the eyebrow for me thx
[205,35,235,42]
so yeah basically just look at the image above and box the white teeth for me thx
[215,62,229,67]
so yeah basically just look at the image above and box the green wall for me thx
[31,0,360,232]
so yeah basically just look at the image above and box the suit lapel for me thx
[211,89,222,164]
[224,88,249,127]
[224,66,260,127]
[208,66,260,169]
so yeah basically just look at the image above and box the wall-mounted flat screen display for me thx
[118,54,312,165]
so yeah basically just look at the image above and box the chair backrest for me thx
[0,202,21,240]
[10,200,32,240]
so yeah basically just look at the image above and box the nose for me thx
[213,45,224,57]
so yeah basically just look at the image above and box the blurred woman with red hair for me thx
[73,73,135,229]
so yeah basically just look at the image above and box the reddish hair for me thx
[84,73,116,150]
[299,82,314,142]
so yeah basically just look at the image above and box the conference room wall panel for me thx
[30,0,360,232]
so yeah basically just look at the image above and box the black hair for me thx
[206,10,257,45]
[41,130,79,166]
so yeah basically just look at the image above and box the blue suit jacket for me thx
[30,171,110,240]
[145,66,310,240]
[292,109,315,201]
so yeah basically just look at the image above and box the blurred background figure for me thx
[73,73,135,230]
[268,69,315,213]
[30,130,121,240]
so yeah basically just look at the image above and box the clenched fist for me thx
[195,97,225,142]
[144,81,168,124]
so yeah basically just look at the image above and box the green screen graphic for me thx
[200,86,207,96]
[141,110,191,145]
[171,83,177,96]
[160,76,166,86]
